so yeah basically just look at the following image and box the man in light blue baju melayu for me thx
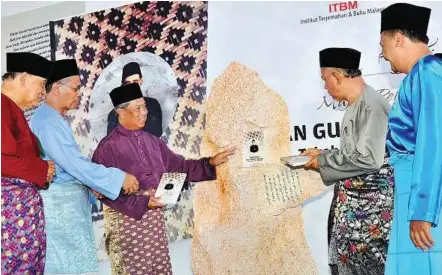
[30,59,139,275]
[379,3,442,275]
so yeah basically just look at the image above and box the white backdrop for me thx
[207,1,442,274]
[208,0,441,153]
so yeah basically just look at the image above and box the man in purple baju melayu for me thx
[92,83,235,275]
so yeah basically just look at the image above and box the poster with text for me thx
[1,2,86,119]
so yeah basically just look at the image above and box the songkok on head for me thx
[380,3,431,34]
[319,48,361,70]
[110,83,143,107]
[6,52,53,79]
[46,59,79,85]
[122,62,142,83]
[435,53,442,59]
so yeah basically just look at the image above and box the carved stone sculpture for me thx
[191,62,326,275]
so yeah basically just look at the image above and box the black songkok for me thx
[46,59,79,85]
[122,62,142,83]
[110,83,143,107]
[319,48,361,70]
[380,3,431,34]
[6,52,53,78]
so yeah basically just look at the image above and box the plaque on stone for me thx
[243,130,267,167]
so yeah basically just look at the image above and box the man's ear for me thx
[393,31,405,48]
[19,72,28,85]
[50,83,61,96]
[331,70,344,85]
[116,108,124,118]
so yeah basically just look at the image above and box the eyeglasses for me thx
[58,82,81,92]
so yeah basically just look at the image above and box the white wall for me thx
[85,1,136,13]
[1,1,137,18]
[1,1,63,17]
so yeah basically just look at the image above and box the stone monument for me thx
[191,62,326,275]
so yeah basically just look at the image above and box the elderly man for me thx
[301,48,394,275]
[1,52,55,274]
[107,62,163,136]
[92,83,235,275]
[30,59,139,275]
[379,3,442,275]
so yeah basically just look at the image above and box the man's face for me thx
[120,98,148,129]
[124,74,142,85]
[320,68,345,101]
[380,31,402,73]
[56,75,81,110]
[23,74,46,109]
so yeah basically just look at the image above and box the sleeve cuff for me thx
[408,211,438,227]
[132,196,150,220]
[204,157,217,180]
[34,159,49,189]
[317,154,332,186]
[317,153,326,166]
[107,169,126,201]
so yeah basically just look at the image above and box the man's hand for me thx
[209,146,237,166]
[46,160,56,182]
[148,196,165,209]
[300,148,322,158]
[304,157,319,170]
[122,173,139,195]
[91,190,104,199]
[410,221,434,251]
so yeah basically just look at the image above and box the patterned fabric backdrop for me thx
[49,1,208,246]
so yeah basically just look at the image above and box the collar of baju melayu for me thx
[117,124,144,137]
[42,102,63,119]
[349,89,365,106]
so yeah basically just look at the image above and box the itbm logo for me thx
[300,1,360,24]
[329,1,358,13]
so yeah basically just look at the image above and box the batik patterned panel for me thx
[50,1,208,244]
